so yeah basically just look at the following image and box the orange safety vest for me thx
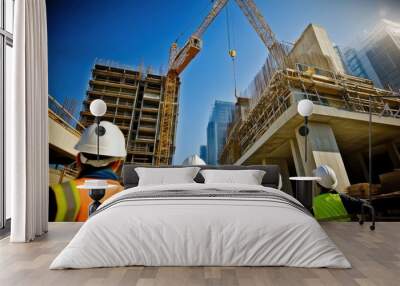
[50,178,124,222]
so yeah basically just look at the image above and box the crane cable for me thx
[225,3,238,98]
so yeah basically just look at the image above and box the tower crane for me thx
[154,0,287,166]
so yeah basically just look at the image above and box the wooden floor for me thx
[0,222,399,286]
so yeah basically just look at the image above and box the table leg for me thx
[88,189,105,216]
[295,180,313,211]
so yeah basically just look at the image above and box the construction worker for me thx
[312,165,364,221]
[49,121,127,222]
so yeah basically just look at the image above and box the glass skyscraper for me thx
[342,48,369,79]
[340,19,400,91]
[206,101,235,165]
[199,145,208,164]
[362,19,400,91]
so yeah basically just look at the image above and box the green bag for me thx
[313,193,350,221]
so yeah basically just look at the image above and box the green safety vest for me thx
[313,193,350,221]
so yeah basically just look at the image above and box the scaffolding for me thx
[48,94,84,131]
[220,62,400,164]
[79,62,178,165]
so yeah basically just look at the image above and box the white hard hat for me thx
[182,154,206,166]
[312,165,338,189]
[75,121,127,158]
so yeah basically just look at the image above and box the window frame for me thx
[0,0,13,231]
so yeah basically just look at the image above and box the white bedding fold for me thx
[50,183,351,269]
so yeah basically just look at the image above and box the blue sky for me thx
[47,0,400,163]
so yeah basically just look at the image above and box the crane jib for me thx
[155,0,287,165]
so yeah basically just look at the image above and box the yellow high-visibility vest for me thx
[50,178,123,222]
[51,180,81,222]
[313,193,350,221]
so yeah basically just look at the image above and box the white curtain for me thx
[7,0,49,242]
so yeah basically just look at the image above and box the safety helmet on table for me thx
[182,154,206,166]
[74,121,127,158]
[312,165,338,190]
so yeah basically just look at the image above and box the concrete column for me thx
[277,159,293,196]
[290,139,305,177]
[295,122,351,192]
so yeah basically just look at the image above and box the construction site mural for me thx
[47,1,400,219]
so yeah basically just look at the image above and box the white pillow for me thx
[135,167,201,186]
[200,169,266,185]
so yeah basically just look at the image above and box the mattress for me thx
[50,183,351,269]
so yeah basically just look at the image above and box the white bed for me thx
[50,183,351,269]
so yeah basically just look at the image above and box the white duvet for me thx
[50,183,351,269]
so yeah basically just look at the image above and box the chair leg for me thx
[359,204,365,225]
[367,204,376,231]
[360,200,375,231]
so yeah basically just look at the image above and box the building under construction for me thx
[78,61,180,165]
[220,24,400,195]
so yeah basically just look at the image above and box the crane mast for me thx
[154,0,228,165]
[155,0,287,166]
